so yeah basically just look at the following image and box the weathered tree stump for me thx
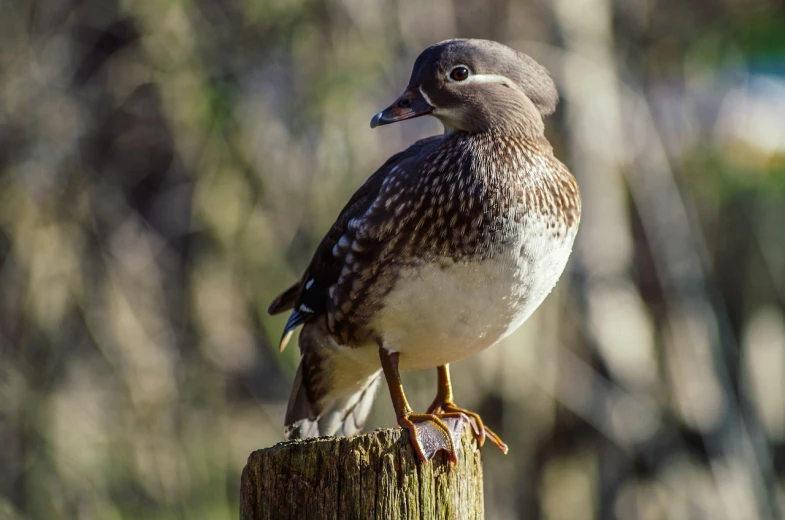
[240,428,483,520]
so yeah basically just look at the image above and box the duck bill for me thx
[370,88,434,128]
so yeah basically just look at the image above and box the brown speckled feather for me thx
[275,130,580,352]
[327,132,578,345]
[271,135,442,350]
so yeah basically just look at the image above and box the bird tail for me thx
[284,322,382,439]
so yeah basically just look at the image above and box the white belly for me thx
[372,218,577,371]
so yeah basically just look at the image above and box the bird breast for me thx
[371,211,577,371]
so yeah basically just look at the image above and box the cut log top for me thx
[240,428,483,520]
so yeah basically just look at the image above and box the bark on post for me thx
[240,428,483,520]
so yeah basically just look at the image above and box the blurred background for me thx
[1,0,785,518]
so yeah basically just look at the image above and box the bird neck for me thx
[438,110,546,140]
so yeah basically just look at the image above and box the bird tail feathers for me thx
[284,323,381,439]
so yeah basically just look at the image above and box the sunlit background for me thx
[2,0,785,518]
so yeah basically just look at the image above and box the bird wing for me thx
[270,136,441,351]
[268,284,299,315]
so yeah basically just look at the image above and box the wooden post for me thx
[240,428,483,520]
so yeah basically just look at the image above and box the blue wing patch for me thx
[279,304,316,352]
[278,278,324,351]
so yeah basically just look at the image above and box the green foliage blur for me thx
[1,0,785,519]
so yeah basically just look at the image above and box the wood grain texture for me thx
[240,428,483,520]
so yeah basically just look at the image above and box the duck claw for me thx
[400,413,467,463]
[432,402,509,455]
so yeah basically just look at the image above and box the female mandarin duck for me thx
[269,39,581,462]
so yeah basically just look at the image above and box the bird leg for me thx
[426,364,509,454]
[378,348,466,463]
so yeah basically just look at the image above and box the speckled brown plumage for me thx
[316,132,579,346]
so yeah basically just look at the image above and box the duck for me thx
[269,38,581,462]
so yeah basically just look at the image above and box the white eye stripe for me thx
[445,69,521,92]
[461,73,518,89]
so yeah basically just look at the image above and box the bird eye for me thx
[449,66,470,82]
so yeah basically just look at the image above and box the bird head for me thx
[371,39,558,136]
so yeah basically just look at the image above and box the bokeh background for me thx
[2,0,785,518]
